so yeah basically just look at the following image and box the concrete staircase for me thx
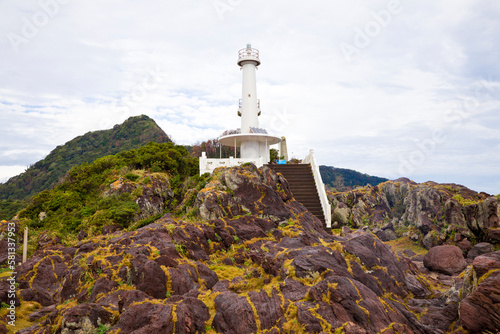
[267,164,326,226]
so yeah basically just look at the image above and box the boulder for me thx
[168,265,201,296]
[423,245,467,275]
[467,242,494,260]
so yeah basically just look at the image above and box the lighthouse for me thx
[218,45,281,161]
[200,44,281,174]
[238,44,261,158]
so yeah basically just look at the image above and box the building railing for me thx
[238,47,260,61]
[199,152,264,175]
[304,149,332,229]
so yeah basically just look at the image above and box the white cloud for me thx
[0,0,499,193]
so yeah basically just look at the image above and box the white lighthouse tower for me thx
[200,44,281,174]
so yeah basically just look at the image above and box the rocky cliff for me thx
[329,178,500,251]
[1,165,499,333]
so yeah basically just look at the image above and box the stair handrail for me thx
[303,149,331,228]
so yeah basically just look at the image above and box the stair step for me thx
[266,163,327,227]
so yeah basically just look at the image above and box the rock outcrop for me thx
[329,180,499,250]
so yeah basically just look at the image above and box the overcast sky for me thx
[1,0,499,194]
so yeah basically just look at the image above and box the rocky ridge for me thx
[0,166,498,333]
[329,178,500,251]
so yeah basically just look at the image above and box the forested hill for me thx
[0,115,170,203]
[320,165,389,191]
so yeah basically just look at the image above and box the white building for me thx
[199,45,281,175]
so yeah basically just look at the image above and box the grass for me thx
[0,301,42,333]
[385,236,428,256]
[452,194,480,207]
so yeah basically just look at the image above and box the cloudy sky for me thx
[1,0,499,194]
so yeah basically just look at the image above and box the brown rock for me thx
[175,297,210,334]
[420,303,459,333]
[37,232,61,250]
[472,250,500,278]
[196,164,295,222]
[28,304,57,322]
[280,246,350,280]
[0,277,20,307]
[17,254,70,306]
[341,225,352,236]
[459,270,500,333]
[77,230,88,241]
[168,264,200,296]
[98,289,150,313]
[423,245,467,275]
[102,224,122,235]
[213,291,258,334]
[341,233,407,297]
[59,303,116,333]
[248,288,284,331]
[129,254,167,299]
[112,302,174,333]
[456,238,472,254]
[467,242,494,260]
[486,227,500,243]
[89,277,119,303]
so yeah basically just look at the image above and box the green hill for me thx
[0,115,171,220]
[18,142,199,239]
[319,165,388,192]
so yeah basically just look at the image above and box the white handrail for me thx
[304,149,332,228]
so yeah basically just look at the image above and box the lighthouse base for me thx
[200,132,281,175]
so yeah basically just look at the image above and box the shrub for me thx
[125,173,139,181]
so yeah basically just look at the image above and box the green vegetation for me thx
[18,142,198,237]
[452,194,480,207]
[0,115,171,219]
[0,199,27,220]
[320,165,388,192]
[96,324,110,334]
